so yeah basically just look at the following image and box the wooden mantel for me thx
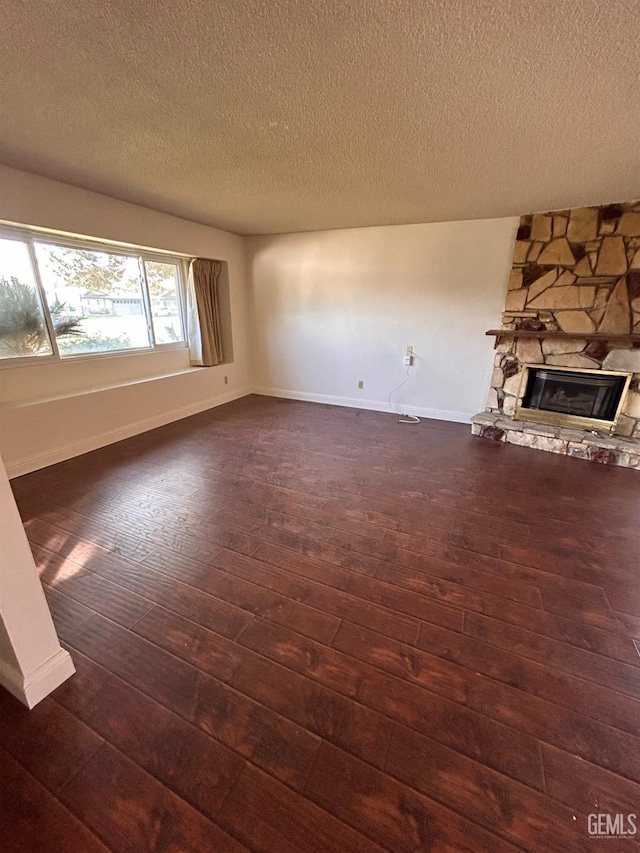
[486,329,640,348]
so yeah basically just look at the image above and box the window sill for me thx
[0,342,189,371]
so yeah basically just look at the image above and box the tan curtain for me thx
[188,258,223,366]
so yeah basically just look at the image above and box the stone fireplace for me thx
[472,200,640,469]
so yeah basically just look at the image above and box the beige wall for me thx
[0,166,252,476]
[247,218,517,421]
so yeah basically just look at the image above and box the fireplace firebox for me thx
[514,364,632,433]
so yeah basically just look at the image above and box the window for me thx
[144,260,183,345]
[0,237,53,359]
[0,229,187,364]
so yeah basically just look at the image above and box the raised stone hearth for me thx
[471,411,640,470]
[474,199,640,469]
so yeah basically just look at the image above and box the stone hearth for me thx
[473,199,640,470]
[471,411,640,469]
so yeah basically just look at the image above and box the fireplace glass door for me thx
[515,365,631,432]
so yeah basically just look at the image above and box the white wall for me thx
[0,166,252,476]
[247,218,518,421]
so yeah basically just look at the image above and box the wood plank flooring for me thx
[3,394,640,852]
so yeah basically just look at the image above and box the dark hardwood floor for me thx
[3,394,640,852]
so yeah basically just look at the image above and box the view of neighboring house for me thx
[81,290,178,316]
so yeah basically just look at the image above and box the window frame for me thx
[0,225,189,369]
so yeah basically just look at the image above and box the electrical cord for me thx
[388,362,421,425]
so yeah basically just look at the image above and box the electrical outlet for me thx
[358,380,364,389]
[406,345,413,356]
[224,375,228,385]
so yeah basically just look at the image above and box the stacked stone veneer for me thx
[472,200,640,469]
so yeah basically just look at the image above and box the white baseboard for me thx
[0,647,75,709]
[6,386,252,479]
[252,386,470,424]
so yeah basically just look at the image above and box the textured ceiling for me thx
[1,0,640,235]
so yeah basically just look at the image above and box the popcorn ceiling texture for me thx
[0,0,639,235]
[473,201,640,470]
